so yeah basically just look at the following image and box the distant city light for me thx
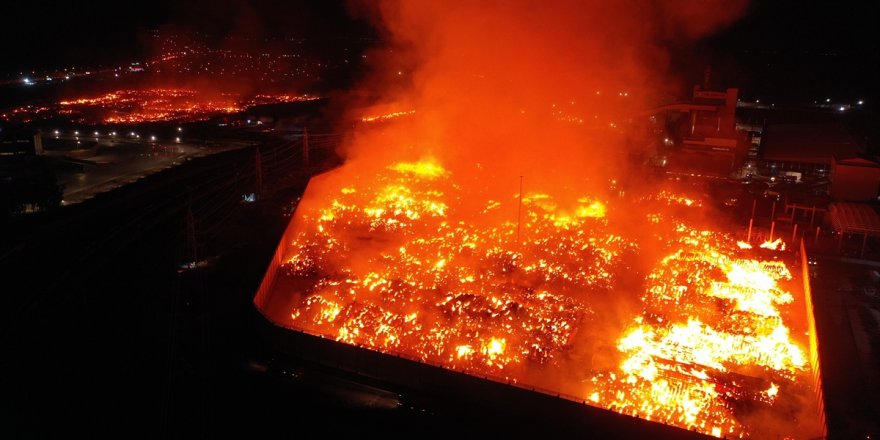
[858,100,864,105]
[73,130,79,136]
[150,135,157,141]
[826,98,831,103]
[839,106,846,112]
[175,137,181,143]
[53,130,59,135]
[22,77,31,85]
[93,131,99,136]
[177,127,183,132]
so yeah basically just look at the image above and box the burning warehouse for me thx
[254,1,825,438]
[255,160,824,438]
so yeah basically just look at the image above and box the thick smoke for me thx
[340,0,747,200]
[321,0,753,385]
[262,2,826,436]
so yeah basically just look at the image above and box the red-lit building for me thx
[649,86,749,177]
[759,123,860,178]
[831,156,880,202]
[758,122,880,201]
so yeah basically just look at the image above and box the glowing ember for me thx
[1,88,317,124]
[760,238,786,251]
[645,189,704,208]
[361,109,417,122]
[253,0,822,436]
[266,159,816,438]
[282,160,613,372]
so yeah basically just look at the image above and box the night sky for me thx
[0,0,372,72]
[0,0,876,104]
[692,1,879,103]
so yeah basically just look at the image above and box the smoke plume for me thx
[340,0,747,199]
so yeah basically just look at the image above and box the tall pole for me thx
[516,176,524,246]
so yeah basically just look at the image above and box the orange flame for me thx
[270,158,813,438]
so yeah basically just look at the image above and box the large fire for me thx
[251,1,821,436]
[264,158,818,438]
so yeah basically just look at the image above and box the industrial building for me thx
[831,156,880,202]
[0,128,43,157]
[253,166,827,439]
[649,86,750,177]
[759,123,861,179]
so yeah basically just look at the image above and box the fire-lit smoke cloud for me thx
[257,1,826,437]
[342,0,747,197]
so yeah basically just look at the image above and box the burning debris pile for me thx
[265,159,817,438]
[282,160,626,372]
[589,220,807,437]
[253,0,822,436]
